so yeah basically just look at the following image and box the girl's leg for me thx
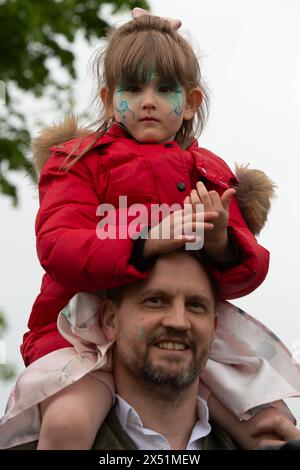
[38,374,113,450]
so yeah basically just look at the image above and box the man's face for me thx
[105,253,216,391]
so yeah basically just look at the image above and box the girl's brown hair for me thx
[64,15,209,170]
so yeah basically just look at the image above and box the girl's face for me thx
[110,75,193,144]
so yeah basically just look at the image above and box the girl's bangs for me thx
[113,33,187,87]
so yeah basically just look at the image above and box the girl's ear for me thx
[100,86,114,118]
[100,299,118,341]
[100,86,109,104]
[183,87,203,121]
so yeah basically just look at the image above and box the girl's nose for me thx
[141,89,157,109]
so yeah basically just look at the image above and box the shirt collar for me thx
[115,393,211,449]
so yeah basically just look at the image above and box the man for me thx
[8,251,300,450]
[99,250,228,450]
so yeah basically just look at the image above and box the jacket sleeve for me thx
[21,323,71,366]
[205,195,269,300]
[35,152,148,292]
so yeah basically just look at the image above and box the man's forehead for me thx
[136,285,212,302]
[132,270,213,300]
[123,254,214,301]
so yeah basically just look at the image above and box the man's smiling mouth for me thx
[155,342,188,351]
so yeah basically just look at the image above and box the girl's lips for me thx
[140,117,158,121]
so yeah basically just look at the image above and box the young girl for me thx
[1,12,299,450]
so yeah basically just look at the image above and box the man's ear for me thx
[101,299,118,341]
[183,87,203,121]
[100,86,114,118]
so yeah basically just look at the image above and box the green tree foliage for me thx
[0,0,148,205]
[0,311,15,381]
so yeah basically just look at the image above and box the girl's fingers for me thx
[182,210,219,223]
[252,416,300,441]
[172,236,195,245]
[208,190,223,212]
[252,417,283,436]
[203,223,214,231]
[132,8,181,29]
[179,234,196,242]
[185,185,234,215]
[255,439,286,450]
[132,7,150,18]
[196,181,213,211]
[162,16,181,29]
[221,188,236,211]
[206,187,235,216]
[157,208,218,239]
[190,189,201,206]
[183,222,214,231]
[176,221,214,238]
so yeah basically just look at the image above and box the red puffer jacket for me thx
[21,120,271,366]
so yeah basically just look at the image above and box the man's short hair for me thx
[106,250,218,307]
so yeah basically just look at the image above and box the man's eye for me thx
[144,297,165,307]
[186,302,207,313]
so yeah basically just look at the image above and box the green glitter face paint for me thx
[112,74,187,144]
[162,85,184,116]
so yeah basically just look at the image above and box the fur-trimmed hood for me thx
[32,115,276,236]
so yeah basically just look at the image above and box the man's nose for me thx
[160,303,191,331]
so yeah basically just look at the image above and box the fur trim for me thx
[234,164,277,236]
[32,114,90,172]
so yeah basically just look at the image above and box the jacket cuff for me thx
[130,228,157,272]
[203,228,242,272]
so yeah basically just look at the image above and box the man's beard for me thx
[137,352,207,389]
[119,329,211,400]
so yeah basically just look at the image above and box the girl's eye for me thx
[125,85,141,93]
[158,86,174,93]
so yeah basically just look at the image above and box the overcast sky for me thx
[1,0,300,423]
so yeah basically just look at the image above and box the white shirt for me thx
[115,394,211,450]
